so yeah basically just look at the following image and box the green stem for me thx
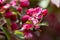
[1,27,11,40]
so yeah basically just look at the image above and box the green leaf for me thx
[6,19,11,27]
[0,12,3,18]
[14,30,24,40]
[26,20,32,24]
[40,22,48,26]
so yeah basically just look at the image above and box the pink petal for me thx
[21,24,32,31]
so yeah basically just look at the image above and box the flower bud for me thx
[11,22,18,31]
[42,9,48,16]
[22,15,30,23]
[5,11,12,18]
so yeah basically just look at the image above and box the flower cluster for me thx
[21,7,48,31]
[21,7,48,38]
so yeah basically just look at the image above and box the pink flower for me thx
[32,7,42,18]
[26,7,42,19]
[42,9,48,16]
[20,0,30,7]
[32,19,39,25]
[26,8,34,16]
[21,24,33,31]
[11,22,18,31]
[29,17,38,25]
[22,15,30,23]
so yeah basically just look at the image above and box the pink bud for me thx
[42,9,48,16]
[22,15,30,23]
[11,22,18,31]
[5,11,12,18]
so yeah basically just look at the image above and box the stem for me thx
[6,19,12,33]
[1,27,11,40]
